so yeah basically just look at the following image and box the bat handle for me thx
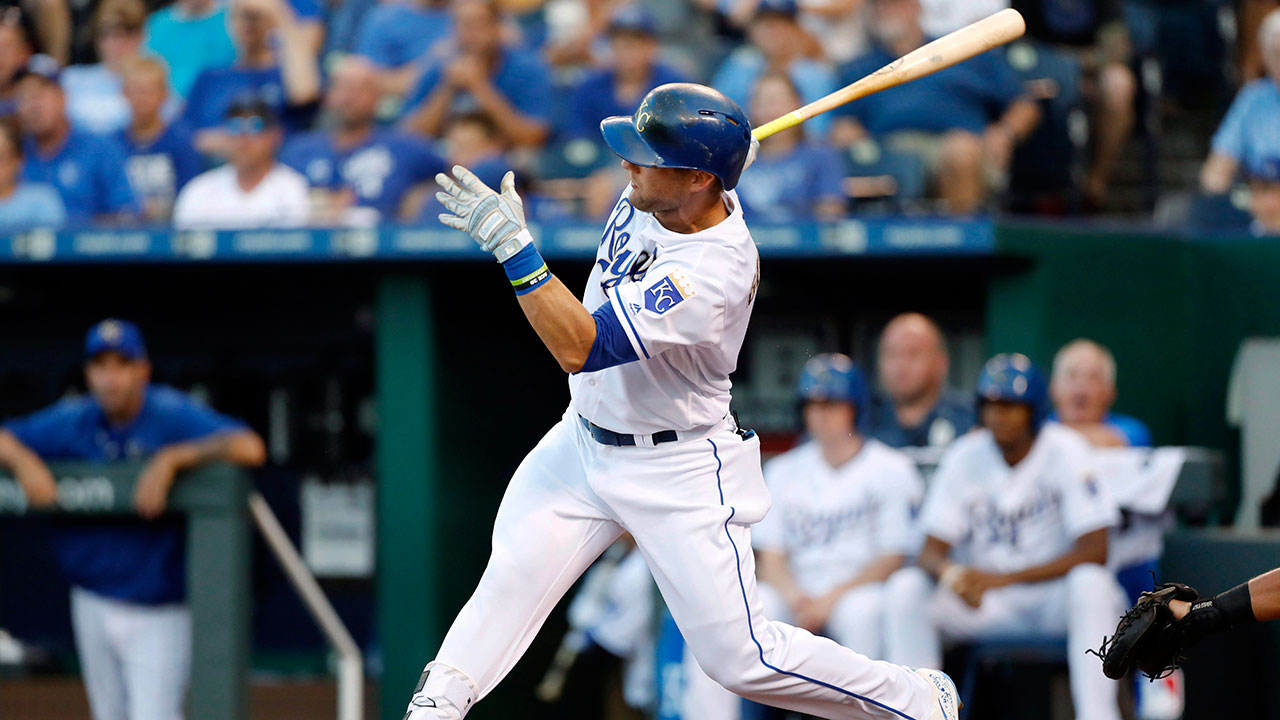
[751,110,805,141]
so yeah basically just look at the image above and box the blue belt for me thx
[579,415,679,447]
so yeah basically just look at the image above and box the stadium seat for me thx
[1186,192,1255,232]
[842,140,928,211]
[1004,41,1085,214]
[955,636,1070,720]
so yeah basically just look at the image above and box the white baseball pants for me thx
[883,564,1124,720]
[417,412,933,720]
[681,581,892,719]
[70,586,190,720]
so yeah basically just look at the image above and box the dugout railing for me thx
[0,462,363,720]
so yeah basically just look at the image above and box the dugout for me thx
[0,219,1276,720]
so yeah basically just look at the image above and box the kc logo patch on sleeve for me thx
[644,270,696,315]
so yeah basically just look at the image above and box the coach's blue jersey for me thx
[5,385,247,604]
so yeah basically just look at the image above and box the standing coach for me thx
[0,319,265,720]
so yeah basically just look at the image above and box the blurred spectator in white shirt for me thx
[173,96,309,228]
[798,0,869,63]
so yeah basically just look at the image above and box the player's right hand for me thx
[435,165,531,263]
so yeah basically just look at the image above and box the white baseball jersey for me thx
[753,440,924,596]
[921,422,1120,573]
[568,189,760,435]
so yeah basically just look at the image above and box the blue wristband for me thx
[503,243,551,295]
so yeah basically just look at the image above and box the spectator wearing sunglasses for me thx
[172,95,309,228]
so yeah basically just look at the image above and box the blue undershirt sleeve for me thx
[579,302,640,373]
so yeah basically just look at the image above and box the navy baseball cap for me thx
[755,0,798,18]
[608,5,658,36]
[85,319,147,360]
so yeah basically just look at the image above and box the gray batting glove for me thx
[436,165,530,263]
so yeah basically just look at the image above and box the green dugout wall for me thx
[986,224,1280,500]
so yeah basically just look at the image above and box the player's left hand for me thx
[436,165,531,263]
[135,450,179,519]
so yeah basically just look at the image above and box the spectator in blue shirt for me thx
[1203,9,1280,195]
[143,0,237,100]
[565,5,687,141]
[15,55,138,223]
[0,120,64,228]
[401,0,551,148]
[184,0,322,157]
[354,0,451,99]
[116,57,203,224]
[832,0,1039,214]
[281,56,444,223]
[736,71,846,221]
[0,319,266,720]
[866,313,976,448]
[61,0,156,135]
[1049,338,1151,447]
[710,0,837,137]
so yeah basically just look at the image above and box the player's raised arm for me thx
[434,165,603,373]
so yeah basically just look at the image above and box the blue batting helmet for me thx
[796,353,870,413]
[975,353,1050,430]
[600,83,753,190]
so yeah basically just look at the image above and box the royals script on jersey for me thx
[921,422,1120,573]
[569,188,761,435]
[753,439,925,596]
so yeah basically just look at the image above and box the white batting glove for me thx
[436,166,531,262]
[742,136,760,172]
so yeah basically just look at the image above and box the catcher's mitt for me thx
[1089,581,1200,680]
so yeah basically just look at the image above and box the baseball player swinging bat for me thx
[751,8,1027,141]
[407,10,1030,720]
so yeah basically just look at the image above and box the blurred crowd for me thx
[0,0,1276,231]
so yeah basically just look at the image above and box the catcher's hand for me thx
[1090,581,1199,680]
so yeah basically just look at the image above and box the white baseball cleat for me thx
[915,668,961,720]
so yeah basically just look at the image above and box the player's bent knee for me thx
[886,566,932,605]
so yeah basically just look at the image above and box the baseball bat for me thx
[751,8,1027,140]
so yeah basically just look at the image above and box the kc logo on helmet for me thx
[635,98,654,132]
